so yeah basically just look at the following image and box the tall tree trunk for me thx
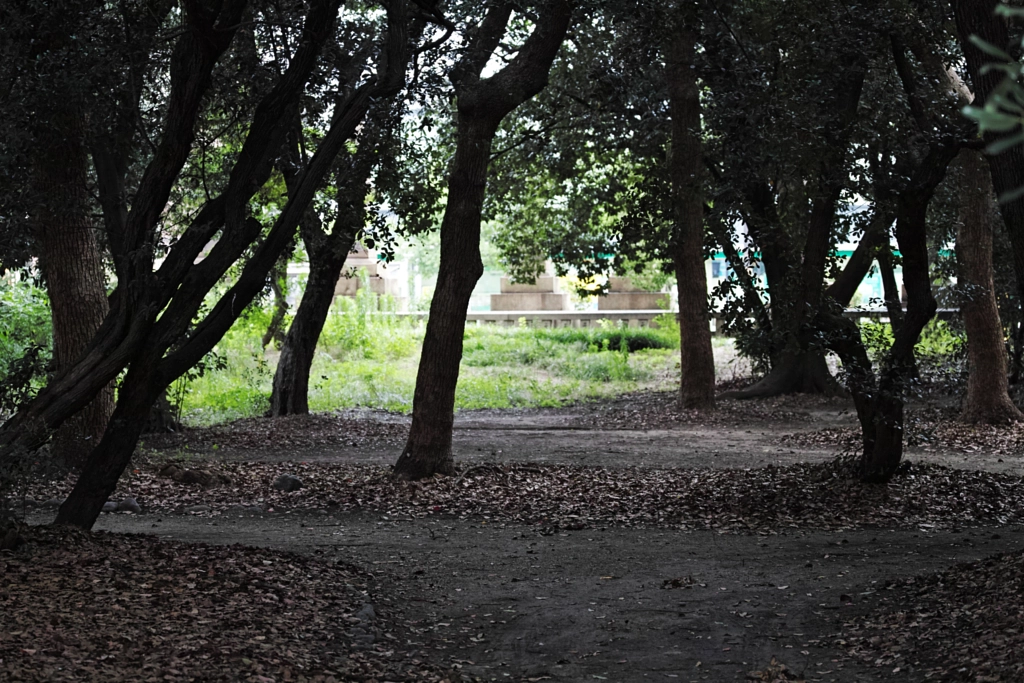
[665,11,715,410]
[32,110,113,469]
[957,149,1022,423]
[953,0,1024,332]
[394,0,573,480]
[394,119,493,479]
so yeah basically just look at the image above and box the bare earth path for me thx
[89,509,1024,683]
[42,395,1020,682]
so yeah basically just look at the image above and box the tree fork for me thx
[394,0,574,480]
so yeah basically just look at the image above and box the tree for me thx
[665,3,715,410]
[270,108,392,416]
[957,148,1023,423]
[393,0,575,480]
[954,0,1024,380]
[270,3,455,416]
[0,0,435,529]
[2,0,173,467]
[817,19,976,481]
[705,0,872,398]
[484,2,716,408]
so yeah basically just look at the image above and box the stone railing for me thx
[391,307,959,332]
[395,310,670,328]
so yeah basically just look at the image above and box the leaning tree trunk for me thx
[393,119,493,479]
[261,254,290,349]
[957,149,1022,423]
[32,109,114,470]
[393,0,573,480]
[54,358,162,529]
[270,225,357,415]
[665,13,715,410]
[39,0,415,530]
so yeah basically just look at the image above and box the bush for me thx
[318,287,422,361]
[858,318,967,390]
[0,278,52,420]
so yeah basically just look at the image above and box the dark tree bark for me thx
[719,60,868,400]
[269,100,394,415]
[877,247,905,335]
[957,149,1023,423]
[860,189,940,480]
[394,1,574,480]
[269,231,354,415]
[31,108,114,469]
[666,7,715,410]
[0,0,425,531]
[953,0,1024,343]
[269,188,359,416]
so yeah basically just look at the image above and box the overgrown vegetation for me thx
[180,300,682,424]
[0,279,51,420]
[859,318,968,388]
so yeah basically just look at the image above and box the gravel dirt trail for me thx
[87,510,1024,683]
[19,395,1024,682]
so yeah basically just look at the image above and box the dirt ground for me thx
[27,395,1021,682]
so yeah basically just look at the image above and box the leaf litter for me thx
[19,457,1024,533]
[843,547,1024,682]
[781,405,1024,457]
[0,525,458,682]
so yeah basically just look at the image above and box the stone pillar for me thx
[597,276,669,310]
[490,275,569,311]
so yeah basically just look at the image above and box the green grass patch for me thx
[179,304,681,424]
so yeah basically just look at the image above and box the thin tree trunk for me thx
[1012,321,1024,384]
[665,12,715,410]
[261,255,290,349]
[270,226,357,415]
[32,109,113,469]
[957,149,1022,423]
[877,247,905,335]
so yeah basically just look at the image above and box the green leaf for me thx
[998,185,1024,204]
[980,62,1023,79]
[964,107,1023,132]
[969,35,1013,61]
[994,5,1024,18]
[985,132,1024,155]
